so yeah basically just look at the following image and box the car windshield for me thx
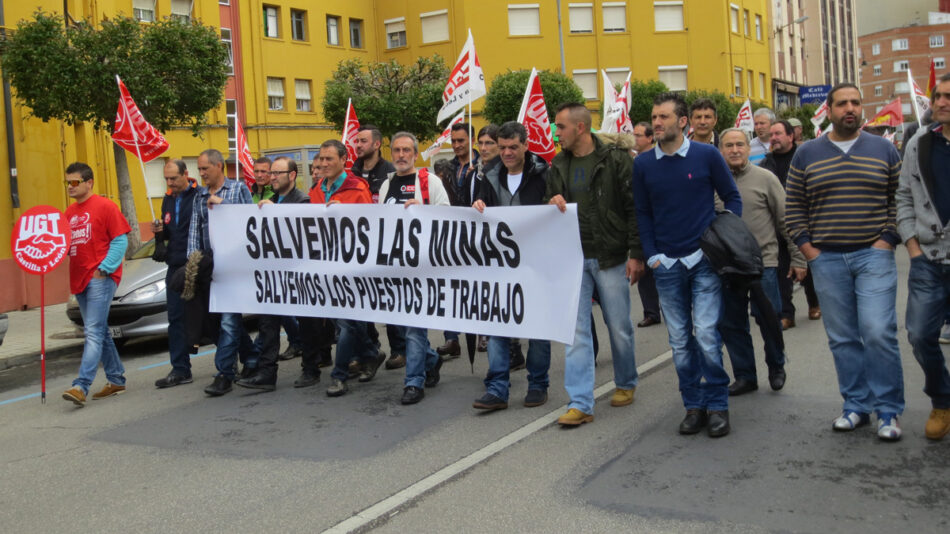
[130,239,156,260]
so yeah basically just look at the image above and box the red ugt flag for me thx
[865,97,904,128]
[929,58,938,98]
[235,118,256,186]
[516,68,556,163]
[112,76,169,162]
[342,98,360,173]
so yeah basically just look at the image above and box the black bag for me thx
[700,210,763,280]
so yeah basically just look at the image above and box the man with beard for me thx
[786,83,904,441]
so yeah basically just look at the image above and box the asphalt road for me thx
[0,251,946,533]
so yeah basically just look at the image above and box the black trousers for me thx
[777,240,820,320]
[256,314,334,378]
[637,267,661,320]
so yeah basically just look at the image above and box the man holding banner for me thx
[547,103,644,426]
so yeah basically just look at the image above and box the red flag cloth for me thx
[516,69,556,163]
[342,100,360,173]
[112,76,169,162]
[866,97,904,128]
[236,118,256,186]
[929,58,937,97]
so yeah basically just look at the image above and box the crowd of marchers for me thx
[58,78,950,443]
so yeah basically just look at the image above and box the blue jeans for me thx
[653,257,729,411]
[331,319,378,382]
[405,327,439,388]
[216,313,252,379]
[809,247,904,415]
[485,337,550,401]
[905,255,950,409]
[165,270,190,377]
[73,277,125,393]
[564,259,638,414]
[719,267,785,382]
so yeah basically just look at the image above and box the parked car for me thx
[0,312,8,347]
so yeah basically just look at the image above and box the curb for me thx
[0,341,85,372]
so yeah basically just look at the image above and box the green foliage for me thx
[779,103,819,139]
[322,56,449,142]
[0,11,229,135]
[626,79,669,125]
[483,69,583,126]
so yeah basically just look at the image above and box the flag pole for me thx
[467,30,474,171]
[115,76,157,223]
[908,69,923,127]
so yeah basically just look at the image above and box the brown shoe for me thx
[477,335,488,352]
[62,386,86,406]
[781,318,796,330]
[557,408,594,426]
[91,383,126,400]
[385,353,406,369]
[637,316,661,327]
[436,339,461,357]
[808,307,821,320]
[609,387,635,407]
[925,408,950,440]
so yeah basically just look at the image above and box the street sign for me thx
[800,85,831,105]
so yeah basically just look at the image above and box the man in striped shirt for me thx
[785,83,905,441]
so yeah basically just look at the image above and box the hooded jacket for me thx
[477,151,549,207]
[309,173,372,204]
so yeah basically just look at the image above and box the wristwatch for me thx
[97,269,109,277]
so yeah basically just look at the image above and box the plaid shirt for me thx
[187,178,252,256]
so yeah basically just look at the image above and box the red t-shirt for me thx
[65,195,132,294]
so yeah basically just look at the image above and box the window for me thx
[894,60,909,72]
[295,80,312,112]
[220,28,234,75]
[133,0,155,22]
[263,6,279,38]
[874,85,883,96]
[755,15,762,40]
[170,0,192,23]
[730,4,739,33]
[659,65,687,91]
[603,2,627,32]
[350,19,364,48]
[572,69,597,99]
[569,3,594,33]
[932,35,945,48]
[420,9,450,43]
[653,1,683,32]
[605,67,630,87]
[743,9,750,36]
[267,77,285,111]
[327,16,340,45]
[758,72,765,99]
[226,100,237,160]
[291,10,306,41]
[509,4,541,36]
[385,18,407,48]
[871,43,880,55]
[892,38,908,51]
[873,64,882,76]
[734,68,743,96]
[895,81,909,94]
[902,102,913,115]
[937,57,947,69]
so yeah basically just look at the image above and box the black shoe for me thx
[509,343,526,371]
[523,389,548,407]
[238,365,258,380]
[679,409,707,434]
[424,355,444,388]
[155,372,193,389]
[278,345,302,361]
[204,376,233,397]
[235,373,276,391]
[768,368,786,391]
[358,354,385,383]
[637,316,661,327]
[728,378,758,396]
[707,410,730,437]
[294,370,320,388]
[436,339,461,358]
[473,392,508,411]
[401,386,425,405]
[385,353,406,369]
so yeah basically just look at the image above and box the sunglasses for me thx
[64,178,91,187]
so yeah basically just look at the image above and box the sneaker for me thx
[62,386,86,406]
[609,387,635,407]
[326,378,348,397]
[91,383,126,400]
[877,413,902,441]
[925,408,950,440]
[472,393,508,411]
[523,389,547,407]
[278,345,302,360]
[155,373,193,389]
[358,354,385,383]
[940,324,950,345]
[385,353,406,370]
[832,410,870,431]
[557,408,594,426]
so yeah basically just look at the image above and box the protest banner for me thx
[208,204,583,345]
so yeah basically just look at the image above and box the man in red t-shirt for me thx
[61,162,132,407]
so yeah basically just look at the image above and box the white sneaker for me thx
[833,410,870,431]
[877,413,902,441]
[940,324,950,344]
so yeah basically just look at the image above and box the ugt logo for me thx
[11,206,70,274]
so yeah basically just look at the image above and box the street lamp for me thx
[774,15,809,36]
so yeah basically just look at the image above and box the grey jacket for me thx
[896,124,950,263]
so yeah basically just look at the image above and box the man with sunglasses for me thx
[61,162,132,406]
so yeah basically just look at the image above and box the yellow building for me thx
[0,0,771,311]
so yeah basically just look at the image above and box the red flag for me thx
[929,58,937,98]
[112,76,169,162]
[235,117,256,186]
[516,68,556,163]
[341,99,360,173]
[865,97,904,128]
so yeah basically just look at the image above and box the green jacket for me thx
[251,183,275,203]
[545,133,642,268]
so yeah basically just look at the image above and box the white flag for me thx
[436,29,486,123]
[811,99,829,129]
[600,71,633,133]
[421,110,466,161]
[734,99,754,132]
[908,68,930,126]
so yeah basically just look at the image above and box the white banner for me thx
[208,204,583,344]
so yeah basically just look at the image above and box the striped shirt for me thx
[785,131,902,251]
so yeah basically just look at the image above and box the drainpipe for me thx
[1,0,20,208]
[555,0,566,74]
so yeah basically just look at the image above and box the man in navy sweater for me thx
[633,92,742,437]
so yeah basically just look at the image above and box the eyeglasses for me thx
[64,178,91,187]
[267,170,291,176]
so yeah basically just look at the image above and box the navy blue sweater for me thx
[632,140,742,260]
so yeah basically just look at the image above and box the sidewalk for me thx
[0,303,85,370]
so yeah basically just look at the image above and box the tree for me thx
[0,12,229,254]
[626,79,670,125]
[779,103,819,139]
[322,57,449,142]
[483,70,583,126]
